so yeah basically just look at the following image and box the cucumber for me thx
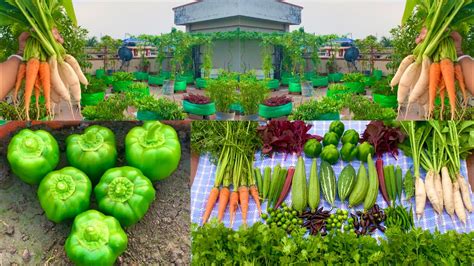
[319,160,336,206]
[337,164,356,202]
[364,154,379,210]
[263,167,271,199]
[349,164,369,207]
[291,156,307,212]
[308,159,320,212]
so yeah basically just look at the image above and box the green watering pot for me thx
[267,79,280,90]
[81,92,105,106]
[96,69,106,79]
[288,82,302,93]
[195,78,207,89]
[183,100,216,116]
[259,102,292,119]
[113,81,133,92]
[149,75,165,86]
[328,73,343,82]
[174,80,187,91]
[372,94,397,108]
[312,77,329,87]
[344,82,365,94]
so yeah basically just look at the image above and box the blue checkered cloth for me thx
[191,121,474,236]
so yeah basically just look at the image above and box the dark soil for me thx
[0,121,191,265]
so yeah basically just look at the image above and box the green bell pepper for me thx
[66,125,117,183]
[341,129,359,145]
[65,210,127,266]
[323,132,339,147]
[320,144,340,165]
[304,139,322,158]
[38,167,92,223]
[329,121,345,138]
[95,166,156,227]
[125,121,181,181]
[340,143,359,162]
[357,141,375,162]
[7,129,59,185]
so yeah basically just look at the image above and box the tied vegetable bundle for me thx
[1,0,88,120]
[392,0,473,120]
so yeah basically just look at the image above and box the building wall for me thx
[189,16,288,33]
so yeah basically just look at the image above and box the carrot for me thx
[34,78,41,121]
[453,182,466,225]
[39,62,51,116]
[440,59,456,120]
[454,63,467,107]
[24,58,40,121]
[391,55,415,89]
[229,190,239,226]
[441,167,454,220]
[457,174,473,213]
[217,186,230,222]
[408,56,431,106]
[13,63,26,103]
[428,62,441,118]
[239,186,249,226]
[202,187,219,225]
[64,54,89,85]
[249,185,261,215]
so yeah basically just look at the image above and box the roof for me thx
[174,0,302,26]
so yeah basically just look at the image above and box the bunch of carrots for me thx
[3,0,88,120]
[202,122,262,226]
[391,0,472,120]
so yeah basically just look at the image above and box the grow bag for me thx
[328,73,343,82]
[312,77,329,87]
[183,100,216,116]
[177,74,194,84]
[304,72,317,81]
[81,92,105,106]
[195,78,207,89]
[134,72,149,81]
[259,102,292,119]
[267,79,280,90]
[316,112,340,120]
[288,82,302,93]
[0,120,6,126]
[113,81,133,92]
[344,82,365,94]
[137,110,162,121]
[149,76,165,86]
[373,70,383,81]
[174,80,187,92]
[230,103,244,114]
[281,74,294,86]
[160,71,171,79]
[96,69,106,79]
[372,93,397,108]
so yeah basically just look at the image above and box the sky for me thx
[73,0,405,40]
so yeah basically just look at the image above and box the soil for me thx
[0,121,191,265]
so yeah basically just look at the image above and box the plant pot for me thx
[0,120,6,126]
[96,69,106,79]
[160,71,171,79]
[81,91,105,106]
[134,71,149,81]
[113,81,133,92]
[239,114,259,121]
[215,112,235,121]
[183,100,216,116]
[316,112,340,120]
[136,110,162,121]
[195,78,207,89]
[328,72,343,82]
[372,93,397,108]
[304,72,317,81]
[230,103,244,114]
[373,70,383,81]
[311,76,329,87]
[174,80,187,92]
[267,79,280,90]
[149,75,165,86]
[177,74,194,84]
[259,102,293,119]
[288,82,302,93]
[344,82,365,94]
[281,74,294,86]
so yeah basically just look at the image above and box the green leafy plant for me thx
[133,95,186,120]
[202,42,213,78]
[96,35,122,71]
[261,43,273,79]
[328,84,348,91]
[112,72,134,82]
[82,77,107,94]
[342,72,365,83]
[239,80,268,115]
[343,95,397,120]
[371,77,396,96]
[82,94,133,121]
[128,82,148,90]
[291,97,343,120]
[355,35,383,72]
[387,15,422,74]
[206,79,238,113]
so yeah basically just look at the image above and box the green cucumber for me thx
[337,164,356,202]
[319,160,336,206]
[349,164,369,207]
[291,157,307,212]
[263,167,271,199]
[364,154,379,210]
[308,159,320,212]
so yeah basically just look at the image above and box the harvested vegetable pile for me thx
[1,0,88,120]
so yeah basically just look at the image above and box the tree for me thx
[387,15,422,74]
[380,36,393,48]
[56,15,90,70]
[86,37,98,47]
[97,35,122,71]
[356,35,383,73]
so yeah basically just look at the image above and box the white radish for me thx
[58,61,81,105]
[49,56,71,102]
[64,54,89,86]
[453,182,466,225]
[425,171,441,214]
[434,172,443,212]
[457,174,473,212]
[397,62,421,115]
[408,56,431,105]
[415,177,426,220]
[391,54,415,88]
[441,167,454,219]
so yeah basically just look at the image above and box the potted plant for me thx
[311,75,329,88]
[259,95,293,119]
[342,72,365,94]
[326,83,350,98]
[81,77,107,106]
[371,78,397,108]
[134,95,186,120]
[261,45,279,90]
[326,42,343,82]
[239,80,267,120]
[196,43,213,89]
[127,82,150,97]
[174,75,187,93]
[206,79,237,120]
[112,72,134,92]
[343,95,397,120]
[134,49,150,81]
[288,75,301,94]
[149,75,166,86]
[82,94,133,121]
[182,94,216,116]
[290,97,343,121]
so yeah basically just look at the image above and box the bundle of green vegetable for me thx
[392,0,473,120]
[1,0,88,120]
